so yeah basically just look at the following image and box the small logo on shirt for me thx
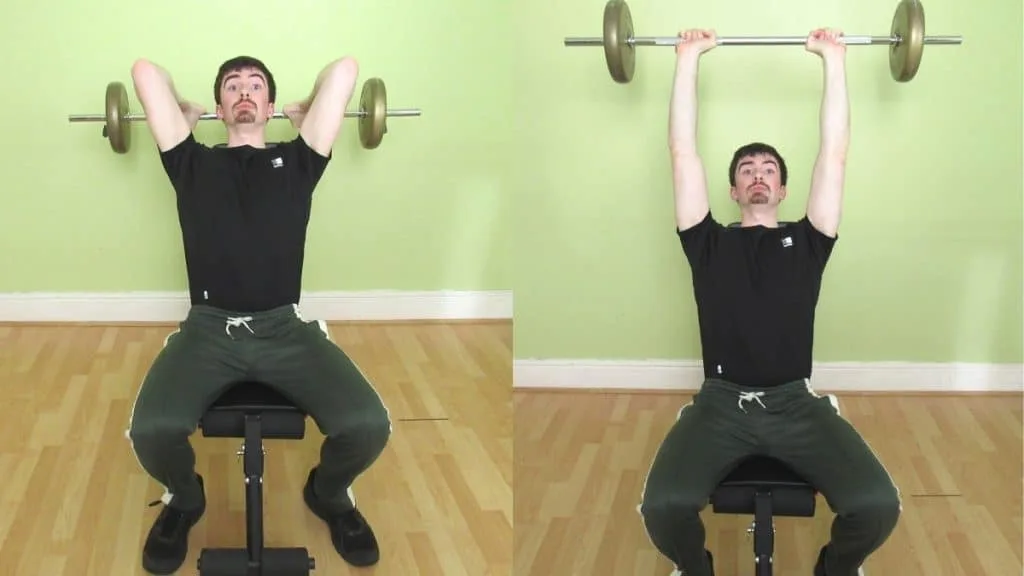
[271,157,283,168]
[781,236,793,247]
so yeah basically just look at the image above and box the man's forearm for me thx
[805,52,850,236]
[669,54,701,155]
[818,57,849,156]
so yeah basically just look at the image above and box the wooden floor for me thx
[513,390,1023,576]
[3,322,1021,576]
[0,322,512,576]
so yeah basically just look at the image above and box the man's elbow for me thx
[131,59,154,82]
[130,59,168,96]
[326,57,359,86]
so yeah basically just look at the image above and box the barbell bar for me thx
[564,0,963,84]
[68,77,421,154]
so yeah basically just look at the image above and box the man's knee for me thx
[639,484,705,527]
[127,415,193,456]
[844,478,902,531]
[322,399,391,452]
[352,406,391,451]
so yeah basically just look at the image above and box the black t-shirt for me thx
[677,211,838,387]
[159,133,331,312]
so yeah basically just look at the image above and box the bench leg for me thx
[752,490,774,576]
[197,414,316,575]
[244,414,265,573]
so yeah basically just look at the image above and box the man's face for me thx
[217,67,273,125]
[730,153,786,207]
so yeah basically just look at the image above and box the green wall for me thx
[2,0,1021,365]
[512,0,1023,363]
[0,1,513,292]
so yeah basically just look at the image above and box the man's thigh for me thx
[252,320,390,436]
[768,393,900,513]
[129,323,247,436]
[641,394,759,511]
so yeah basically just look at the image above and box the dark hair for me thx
[728,142,788,187]
[213,56,276,105]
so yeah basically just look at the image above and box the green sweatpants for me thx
[638,378,900,576]
[126,304,391,513]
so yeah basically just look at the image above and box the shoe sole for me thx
[142,554,185,576]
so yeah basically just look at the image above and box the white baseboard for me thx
[0,290,512,322]
[513,359,1024,393]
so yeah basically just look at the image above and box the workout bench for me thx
[197,381,316,576]
[710,456,818,576]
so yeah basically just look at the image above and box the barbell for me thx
[68,77,421,154]
[563,0,963,84]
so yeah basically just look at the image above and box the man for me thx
[637,29,901,576]
[125,55,392,575]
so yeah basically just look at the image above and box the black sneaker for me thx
[141,474,206,575]
[303,467,380,567]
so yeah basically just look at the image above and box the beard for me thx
[234,109,256,123]
[748,186,770,204]
[232,101,257,124]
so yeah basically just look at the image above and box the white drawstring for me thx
[225,316,254,338]
[737,391,766,413]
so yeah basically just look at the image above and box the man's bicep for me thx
[677,211,720,269]
[297,58,359,157]
[159,133,203,187]
[131,60,190,152]
[672,151,711,231]
[798,216,838,269]
[289,135,332,192]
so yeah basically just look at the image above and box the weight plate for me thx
[358,78,387,149]
[889,0,925,82]
[603,0,635,83]
[105,81,130,154]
